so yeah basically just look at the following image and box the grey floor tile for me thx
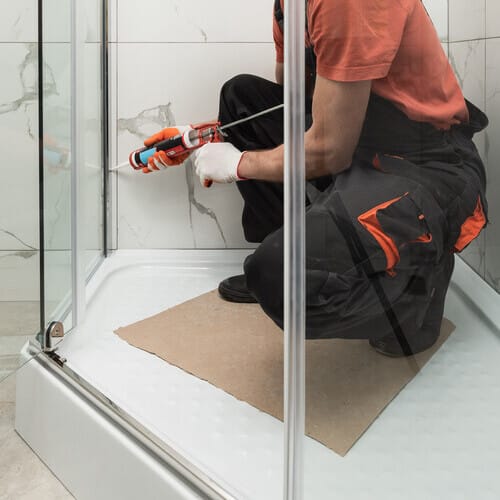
[0,400,73,500]
[0,375,16,403]
[0,302,39,337]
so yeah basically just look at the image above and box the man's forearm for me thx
[237,137,348,183]
[237,77,371,183]
[238,146,285,182]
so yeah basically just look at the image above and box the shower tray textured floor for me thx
[57,250,500,500]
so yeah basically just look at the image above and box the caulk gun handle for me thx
[136,134,185,166]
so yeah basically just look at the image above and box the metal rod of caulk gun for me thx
[218,103,284,132]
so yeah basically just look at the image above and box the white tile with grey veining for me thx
[43,0,102,43]
[83,0,103,43]
[423,0,448,42]
[449,40,487,161]
[44,43,102,254]
[460,233,486,280]
[117,0,272,43]
[43,41,103,261]
[485,38,500,291]
[441,42,449,58]
[0,0,37,42]
[0,44,39,251]
[109,0,118,43]
[42,0,70,42]
[83,43,104,266]
[116,42,274,249]
[449,40,487,278]
[449,40,486,110]
[449,0,486,42]
[109,41,119,249]
[486,0,500,38]
[42,43,72,251]
[43,250,72,322]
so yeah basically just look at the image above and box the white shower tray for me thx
[15,250,500,500]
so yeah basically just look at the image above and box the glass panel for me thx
[54,0,288,496]
[303,2,498,499]
[0,0,101,383]
[0,20,41,383]
[42,37,73,325]
[83,0,104,273]
[42,0,105,331]
[42,0,72,326]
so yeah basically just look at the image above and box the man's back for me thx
[274,0,468,129]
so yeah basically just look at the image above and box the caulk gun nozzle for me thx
[109,161,130,172]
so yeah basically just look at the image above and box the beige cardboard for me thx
[116,290,454,456]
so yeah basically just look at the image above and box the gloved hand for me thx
[192,142,246,186]
[142,125,193,174]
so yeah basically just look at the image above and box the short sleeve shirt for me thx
[273,0,468,129]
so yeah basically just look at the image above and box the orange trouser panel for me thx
[358,195,405,272]
[454,196,487,252]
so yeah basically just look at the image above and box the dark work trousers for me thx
[219,74,488,340]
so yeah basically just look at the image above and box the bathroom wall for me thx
[0,0,105,342]
[111,0,276,249]
[4,0,496,292]
[448,0,500,291]
[111,0,449,250]
[41,0,105,323]
[0,0,40,346]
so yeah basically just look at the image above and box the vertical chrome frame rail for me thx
[101,0,110,257]
[37,0,46,345]
[70,0,86,326]
[283,0,306,499]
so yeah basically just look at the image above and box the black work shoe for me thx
[370,255,455,358]
[218,274,258,303]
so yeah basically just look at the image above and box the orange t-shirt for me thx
[273,0,469,130]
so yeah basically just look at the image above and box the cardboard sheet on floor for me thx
[115,290,455,456]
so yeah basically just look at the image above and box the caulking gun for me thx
[123,104,284,173]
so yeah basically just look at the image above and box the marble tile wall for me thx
[485,36,500,291]
[0,0,40,311]
[41,3,105,322]
[0,0,104,338]
[423,0,449,42]
[0,4,39,380]
[448,0,500,292]
[112,0,274,249]
[112,0,449,250]
[4,1,496,298]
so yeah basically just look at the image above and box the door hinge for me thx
[46,349,67,367]
[42,321,66,366]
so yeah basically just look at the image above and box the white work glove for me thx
[192,142,246,186]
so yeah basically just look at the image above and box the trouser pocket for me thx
[357,184,446,273]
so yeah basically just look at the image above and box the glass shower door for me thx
[0,0,106,384]
[0,37,41,383]
[41,0,106,336]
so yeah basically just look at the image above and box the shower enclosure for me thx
[2,0,500,499]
